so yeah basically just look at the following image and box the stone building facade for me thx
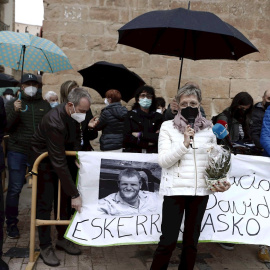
[42,0,270,118]
[15,22,41,36]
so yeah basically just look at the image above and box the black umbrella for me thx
[78,61,145,102]
[118,6,259,89]
[0,73,19,88]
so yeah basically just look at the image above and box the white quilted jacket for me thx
[158,120,216,196]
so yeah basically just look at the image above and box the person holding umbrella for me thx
[5,73,51,239]
[150,84,231,270]
[95,89,128,151]
[123,85,163,153]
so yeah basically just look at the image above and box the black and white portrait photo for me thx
[97,159,161,216]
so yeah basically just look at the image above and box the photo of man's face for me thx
[118,175,142,202]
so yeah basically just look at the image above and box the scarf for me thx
[173,109,212,134]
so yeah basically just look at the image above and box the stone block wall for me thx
[42,0,270,118]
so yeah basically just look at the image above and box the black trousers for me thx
[36,157,77,249]
[151,195,209,270]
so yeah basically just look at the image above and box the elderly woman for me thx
[150,84,230,270]
[44,91,59,108]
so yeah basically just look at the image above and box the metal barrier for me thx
[26,151,76,270]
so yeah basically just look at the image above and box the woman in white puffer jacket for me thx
[151,84,231,270]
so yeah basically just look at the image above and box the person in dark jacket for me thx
[0,96,8,270]
[60,80,98,151]
[216,92,253,143]
[5,73,51,239]
[31,88,98,267]
[250,89,270,149]
[123,85,163,153]
[96,89,128,151]
[217,91,253,251]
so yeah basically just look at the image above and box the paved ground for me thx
[2,184,270,270]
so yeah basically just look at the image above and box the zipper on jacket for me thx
[31,104,36,133]
[193,139,198,195]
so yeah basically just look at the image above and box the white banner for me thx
[65,152,270,246]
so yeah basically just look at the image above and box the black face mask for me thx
[264,102,270,110]
[181,106,199,126]
[234,108,247,122]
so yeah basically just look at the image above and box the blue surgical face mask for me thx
[50,101,59,108]
[139,98,152,109]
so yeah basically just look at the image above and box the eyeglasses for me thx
[179,102,199,108]
[139,93,153,99]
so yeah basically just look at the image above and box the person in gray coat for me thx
[96,89,128,151]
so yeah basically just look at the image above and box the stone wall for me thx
[42,0,270,118]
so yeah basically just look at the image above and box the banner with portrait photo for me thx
[65,152,270,246]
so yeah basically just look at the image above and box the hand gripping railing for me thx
[26,151,76,270]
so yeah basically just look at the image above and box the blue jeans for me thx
[5,151,28,226]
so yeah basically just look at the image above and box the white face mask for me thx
[104,98,110,106]
[70,104,86,123]
[6,95,13,101]
[156,108,162,114]
[24,86,38,97]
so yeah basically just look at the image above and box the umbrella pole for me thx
[21,45,26,82]
[178,57,184,90]
[177,1,190,91]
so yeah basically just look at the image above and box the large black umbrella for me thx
[78,61,145,102]
[0,73,19,87]
[118,6,259,89]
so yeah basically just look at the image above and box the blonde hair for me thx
[60,80,79,103]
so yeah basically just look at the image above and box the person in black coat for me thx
[0,96,8,270]
[95,89,128,151]
[123,85,163,153]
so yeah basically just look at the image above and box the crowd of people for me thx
[0,68,269,269]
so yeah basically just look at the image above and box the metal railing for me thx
[26,151,76,270]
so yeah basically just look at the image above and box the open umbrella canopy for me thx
[118,7,258,60]
[0,31,73,73]
[0,73,19,87]
[78,61,145,103]
[118,7,259,88]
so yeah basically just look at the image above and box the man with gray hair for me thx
[31,88,98,267]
